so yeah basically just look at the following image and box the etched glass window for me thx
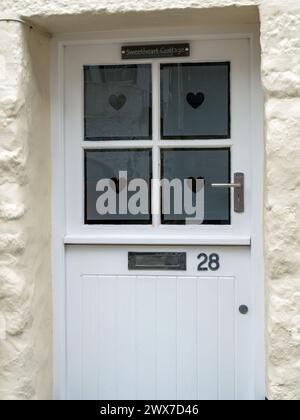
[161,63,230,139]
[85,149,152,224]
[84,65,152,141]
[161,148,231,224]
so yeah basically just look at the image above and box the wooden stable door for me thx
[61,36,263,400]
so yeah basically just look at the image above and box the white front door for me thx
[62,36,263,400]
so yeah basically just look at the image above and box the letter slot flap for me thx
[128,252,187,271]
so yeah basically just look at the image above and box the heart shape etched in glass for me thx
[109,94,127,111]
[186,92,205,109]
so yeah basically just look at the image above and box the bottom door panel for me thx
[66,247,253,400]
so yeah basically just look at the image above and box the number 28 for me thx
[197,253,220,272]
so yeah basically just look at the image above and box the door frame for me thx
[51,24,265,400]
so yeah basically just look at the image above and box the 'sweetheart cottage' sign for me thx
[121,43,190,60]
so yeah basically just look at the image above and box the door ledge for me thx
[64,234,251,246]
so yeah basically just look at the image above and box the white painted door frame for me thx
[51,25,265,400]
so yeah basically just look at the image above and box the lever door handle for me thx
[211,173,244,213]
[211,183,241,188]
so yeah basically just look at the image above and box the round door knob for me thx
[239,305,249,315]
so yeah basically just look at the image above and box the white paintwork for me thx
[64,38,251,240]
[51,26,264,400]
[64,234,251,245]
[66,246,253,400]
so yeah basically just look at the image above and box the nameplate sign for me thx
[121,43,190,60]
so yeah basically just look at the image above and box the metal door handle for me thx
[211,183,241,188]
[211,173,244,213]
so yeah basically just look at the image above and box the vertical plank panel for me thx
[66,272,83,400]
[116,276,137,400]
[66,269,247,400]
[236,266,254,400]
[136,276,157,400]
[82,276,100,400]
[156,276,177,399]
[197,277,219,400]
[218,277,236,400]
[98,276,118,400]
[177,277,198,400]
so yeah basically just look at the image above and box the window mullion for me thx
[152,145,161,228]
[151,62,161,228]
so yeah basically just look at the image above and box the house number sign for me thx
[197,253,220,272]
[121,43,190,60]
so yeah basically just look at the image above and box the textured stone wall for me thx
[0,0,260,17]
[0,23,52,400]
[260,0,300,401]
[0,0,300,401]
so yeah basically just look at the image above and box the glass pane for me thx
[85,149,152,224]
[161,149,231,225]
[161,63,230,139]
[84,65,152,141]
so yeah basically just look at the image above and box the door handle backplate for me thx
[211,172,244,213]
